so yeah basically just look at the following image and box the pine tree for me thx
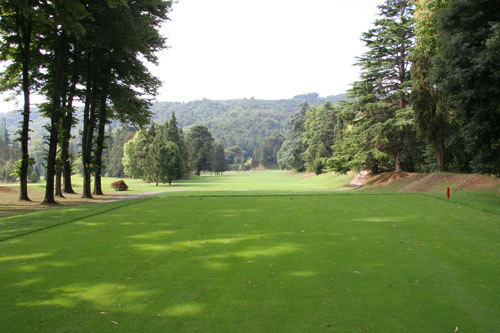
[346,0,415,172]
[213,143,226,175]
[186,126,214,175]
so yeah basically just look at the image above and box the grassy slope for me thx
[358,172,500,216]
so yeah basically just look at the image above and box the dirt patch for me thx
[0,186,15,193]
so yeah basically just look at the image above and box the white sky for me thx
[1,0,382,112]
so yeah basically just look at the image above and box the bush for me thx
[111,180,128,191]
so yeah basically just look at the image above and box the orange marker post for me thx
[447,187,450,199]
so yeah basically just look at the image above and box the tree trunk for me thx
[43,33,69,205]
[395,132,403,173]
[93,94,107,195]
[17,7,32,202]
[62,56,78,194]
[55,170,64,198]
[81,51,97,199]
[62,108,75,194]
[435,131,445,172]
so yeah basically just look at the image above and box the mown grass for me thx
[1,190,499,331]
[0,171,353,218]
[1,171,499,332]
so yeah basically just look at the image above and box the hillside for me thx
[1,93,345,156]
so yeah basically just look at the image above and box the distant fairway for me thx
[0,172,499,332]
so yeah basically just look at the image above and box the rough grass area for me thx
[1,193,499,332]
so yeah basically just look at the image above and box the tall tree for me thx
[163,112,186,179]
[277,103,308,171]
[213,143,226,175]
[302,103,338,173]
[434,0,500,175]
[346,0,415,172]
[41,0,86,204]
[411,0,449,172]
[0,0,42,200]
[186,126,214,175]
[91,0,168,195]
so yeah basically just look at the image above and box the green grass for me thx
[71,170,354,193]
[1,171,499,332]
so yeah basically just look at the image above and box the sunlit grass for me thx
[0,192,499,332]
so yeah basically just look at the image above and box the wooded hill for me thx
[1,92,346,156]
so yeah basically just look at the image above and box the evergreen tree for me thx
[186,126,214,175]
[164,112,187,179]
[277,103,308,171]
[345,0,415,172]
[213,143,226,175]
[303,103,339,172]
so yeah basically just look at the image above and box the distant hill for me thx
[1,93,346,154]
[150,93,346,153]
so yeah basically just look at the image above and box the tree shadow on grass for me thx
[1,195,499,332]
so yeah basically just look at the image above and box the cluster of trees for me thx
[251,135,283,169]
[123,117,227,183]
[0,0,172,202]
[123,114,185,185]
[279,0,500,176]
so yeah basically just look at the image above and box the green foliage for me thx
[123,120,185,184]
[186,126,214,176]
[251,135,283,168]
[277,103,308,171]
[151,94,346,155]
[303,103,340,172]
[106,126,136,177]
[212,143,227,175]
[434,0,500,175]
[29,166,39,183]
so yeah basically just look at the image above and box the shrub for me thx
[111,180,128,191]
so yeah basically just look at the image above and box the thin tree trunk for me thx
[62,109,75,193]
[62,54,79,194]
[55,170,64,197]
[81,54,96,199]
[43,33,69,205]
[16,7,32,201]
[395,132,403,173]
[435,132,445,172]
[93,94,107,195]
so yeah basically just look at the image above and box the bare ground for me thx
[0,185,168,218]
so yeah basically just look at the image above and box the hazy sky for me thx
[1,0,382,112]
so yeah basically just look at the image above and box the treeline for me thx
[150,93,346,155]
[0,0,172,202]
[278,0,500,176]
[122,113,227,183]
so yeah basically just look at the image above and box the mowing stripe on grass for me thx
[0,197,153,242]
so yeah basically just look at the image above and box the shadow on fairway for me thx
[1,194,499,332]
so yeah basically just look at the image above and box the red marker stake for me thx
[447,187,450,199]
